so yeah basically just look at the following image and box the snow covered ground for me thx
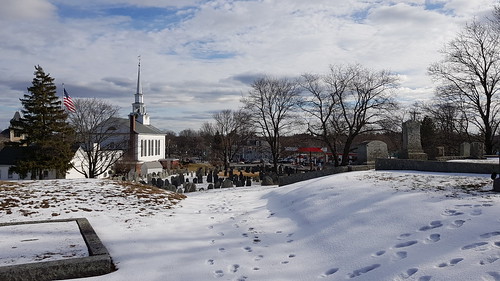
[0,221,88,266]
[1,170,500,281]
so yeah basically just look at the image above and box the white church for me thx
[1,60,166,180]
[118,59,166,176]
[67,59,166,178]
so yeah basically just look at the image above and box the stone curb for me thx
[0,218,114,281]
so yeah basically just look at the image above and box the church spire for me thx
[131,56,150,125]
[136,57,142,97]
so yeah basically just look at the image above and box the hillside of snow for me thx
[1,170,500,281]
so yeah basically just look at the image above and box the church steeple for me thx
[131,56,150,125]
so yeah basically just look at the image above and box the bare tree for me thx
[176,129,203,160]
[201,109,253,170]
[428,18,500,154]
[242,76,302,170]
[299,73,342,166]
[68,98,125,178]
[336,64,398,165]
[164,130,177,158]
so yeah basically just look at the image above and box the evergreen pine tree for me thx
[10,65,75,179]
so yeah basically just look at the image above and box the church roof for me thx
[106,117,164,135]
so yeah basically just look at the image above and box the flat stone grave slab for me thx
[0,218,114,281]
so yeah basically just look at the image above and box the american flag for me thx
[63,88,76,112]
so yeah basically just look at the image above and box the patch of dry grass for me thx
[0,179,186,219]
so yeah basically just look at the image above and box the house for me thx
[0,146,58,180]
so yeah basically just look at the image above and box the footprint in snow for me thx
[449,219,465,229]
[484,271,500,281]
[218,247,226,252]
[395,268,418,280]
[243,246,253,252]
[418,276,432,281]
[372,250,385,257]
[397,233,412,240]
[214,269,224,277]
[471,209,482,216]
[480,231,500,239]
[320,268,339,278]
[479,255,499,265]
[437,258,463,268]
[206,259,214,265]
[286,239,294,243]
[461,242,489,250]
[254,255,264,261]
[442,209,464,216]
[394,240,418,248]
[347,264,381,278]
[425,234,441,243]
[393,251,407,260]
[229,264,240,273]
[419,221,443,231]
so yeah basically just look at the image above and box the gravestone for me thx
[356,140,388,164]
[156,178,163,188]
[207,171,213,183]
[436,146,445,157]
[261,175,274,186]
[401,120,427,160]
[470,142,484,159]
[214,180,221,189]
[222,178,233,188]
[460,142,471,157]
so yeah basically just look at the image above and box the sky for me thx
[0,0,498,134]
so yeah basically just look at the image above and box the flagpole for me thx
[62,83,65,110]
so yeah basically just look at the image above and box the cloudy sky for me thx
[0,0,497,133]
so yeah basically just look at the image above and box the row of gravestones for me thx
[115,165,296,183]
[142,174,256,194]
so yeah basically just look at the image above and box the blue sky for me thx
[0,0,497,133]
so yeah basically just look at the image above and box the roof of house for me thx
[105,117,165,135]
[0,128,9,138]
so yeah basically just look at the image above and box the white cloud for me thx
[0,0,498,133]
[0,0,57,20]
